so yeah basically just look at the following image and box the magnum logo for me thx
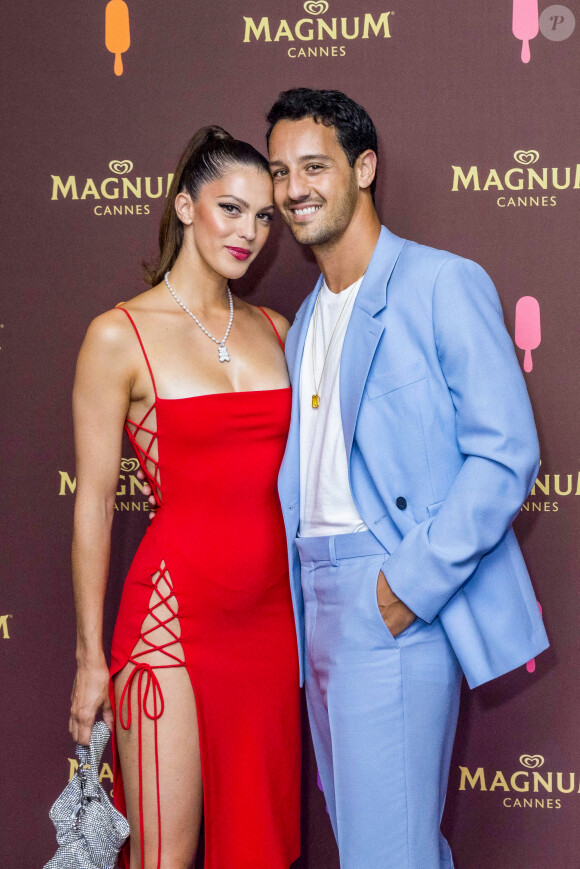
[243,1,394,59]
[304,1,329,13]
[0,614,12,639]
[458,754,578,809]
[105,0,131,76]
[109,160,133,174]
[513,149,539,165]
[519,754,545,768]
[521,461,580,514]
[68,758,114,797]
[51,160,173,217]
[59,458,150,512]
[451,149,580,208]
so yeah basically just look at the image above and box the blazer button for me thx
[396,497,407,510]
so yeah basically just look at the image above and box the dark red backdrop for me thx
[1,1,579,866]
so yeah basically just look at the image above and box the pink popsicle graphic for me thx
[512,0,539,63]
[515,296,541,372]
[526,602,543,673]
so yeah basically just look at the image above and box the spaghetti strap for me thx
[116,306,158,398]
[258,307,285,351]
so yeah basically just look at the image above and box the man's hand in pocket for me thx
[376,571,416,637]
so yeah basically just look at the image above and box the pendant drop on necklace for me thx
[218,344,231,363]
[312,394,320,409]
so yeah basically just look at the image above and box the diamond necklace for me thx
[164,271,234,363]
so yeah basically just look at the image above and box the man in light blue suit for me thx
[267,89,548,868]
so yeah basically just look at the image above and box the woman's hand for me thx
[69,658,113,745]
[136,468,158,518]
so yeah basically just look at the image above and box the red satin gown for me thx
[109,307,301,869]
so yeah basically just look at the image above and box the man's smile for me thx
[288,203,323,220]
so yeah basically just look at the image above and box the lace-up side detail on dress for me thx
[124,408,161,506]
[119,561,185,869]
[118,306,162,506]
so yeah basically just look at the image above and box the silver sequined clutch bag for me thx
[44,721,130,869]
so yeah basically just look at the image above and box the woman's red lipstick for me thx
[226,246,251,261]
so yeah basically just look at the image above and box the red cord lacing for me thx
[119,562,185,869]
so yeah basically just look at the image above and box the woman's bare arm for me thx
[69,311,134,744]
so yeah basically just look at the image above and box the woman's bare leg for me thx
[114,565,203,869]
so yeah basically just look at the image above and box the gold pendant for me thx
[312,394,320,409]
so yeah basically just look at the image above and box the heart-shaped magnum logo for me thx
[304,0,329,15]
[120,457,140,472]
[519,754,545,769]
[514,149,540,165]
[109,160,134,175]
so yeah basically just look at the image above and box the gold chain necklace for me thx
[310,280,359,409]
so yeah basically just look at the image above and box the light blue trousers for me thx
[296,531,463,869]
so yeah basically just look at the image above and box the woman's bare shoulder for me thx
[84,307,131,348]
[245,302,291,343]
[86,285,165,346]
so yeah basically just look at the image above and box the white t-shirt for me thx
[299,277,369,537]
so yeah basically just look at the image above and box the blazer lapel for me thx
[278,279,322,512]
[341,227,406,462]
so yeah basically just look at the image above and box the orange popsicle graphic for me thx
[106,0,131,76]
[512,0,539,63]
[515,296,541,372]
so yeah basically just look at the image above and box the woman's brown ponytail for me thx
[143,126,269,286]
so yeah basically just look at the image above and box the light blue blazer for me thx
[278,226,549,689]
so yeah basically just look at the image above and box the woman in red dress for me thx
[69,127,301,869]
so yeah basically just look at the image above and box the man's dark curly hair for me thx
[266,88,378,199]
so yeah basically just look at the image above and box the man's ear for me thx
[355,149,377,192]
[175,191,195,226]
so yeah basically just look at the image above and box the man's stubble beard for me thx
[284,175,359,248]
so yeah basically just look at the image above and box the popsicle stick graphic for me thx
[512,0,539,63]
[526,602,543,673]
[515,296,541,372]
[106,0,131,76]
